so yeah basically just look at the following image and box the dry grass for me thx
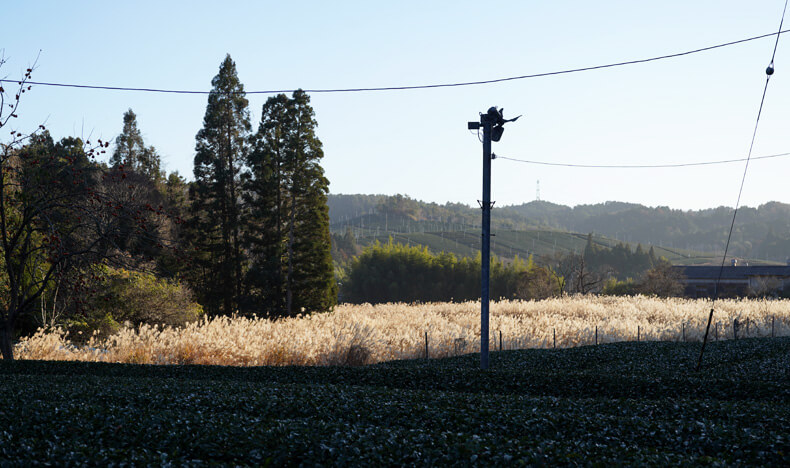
[15,296,790,366]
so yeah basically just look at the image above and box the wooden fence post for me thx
[424,331,428,359]
[772,316,775,338]
[715,322,718,341]
[553,328,556,349]
[682,322,685,342]
[733,319,738,340]
[595,326,598,346]
[637,325,640,342]
[499,330,502,351]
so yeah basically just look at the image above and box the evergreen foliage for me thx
[344,240,555,303]
[67,265,203,340]
[4,338,788,465]
[582,233,655,280]
[155,172,190,278]
[188,55,251,316]
[245,90,336,316]
[601,277,640,296]
[1,56,342,357]
[330,228,360,264]
[243,94,288,314]
[0,128,173,359]
[328,195,790,264]
[110,109,162,182]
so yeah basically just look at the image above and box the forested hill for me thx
[505,200,790,259]
[328,194,790,262]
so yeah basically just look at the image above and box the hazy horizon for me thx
[328,191,785,213]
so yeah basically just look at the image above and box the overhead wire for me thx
[2,15,789,360]
[495,151,790,169]
[697,0,789,371]
[1,29,789,95]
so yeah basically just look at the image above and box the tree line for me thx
[328,194,790,263]
[342,240,553,303]
[582,233,657,280]
[339,235,684,303]
[489,200,790,262]
[0,54,335,359]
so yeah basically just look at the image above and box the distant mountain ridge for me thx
[505,200,790,260]
[328,194,790,263]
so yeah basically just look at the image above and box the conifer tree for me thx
[111,109,162,182]
[245,90,336,316]
[287,90,337,313]
[189,55,251,316]
[583,232,597,259]
[243,94,290,314]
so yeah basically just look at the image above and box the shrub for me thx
[602,277,639,296]
[69,266,203,339]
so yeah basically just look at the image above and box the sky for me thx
[3,1,790,211]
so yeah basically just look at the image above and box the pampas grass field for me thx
[15,296,790,366]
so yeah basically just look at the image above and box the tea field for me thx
[1,337,788,465]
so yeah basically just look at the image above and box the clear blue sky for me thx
[3,1,790,210]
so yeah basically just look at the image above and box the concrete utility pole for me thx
[468,107,520,370]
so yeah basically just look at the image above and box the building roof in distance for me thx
[673,265,790,280]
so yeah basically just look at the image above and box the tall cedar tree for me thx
[155,172,190,278]
[110,109,162,183]
[246,90,336,316]
[288,91,337,313]
[190,55,251,316]
[108,110,167,259]
[243,95,289,314]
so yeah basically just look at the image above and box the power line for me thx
[1,29,789,95]
[496,151,790,169]
[698,0,789,371]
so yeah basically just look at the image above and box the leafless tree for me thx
[550,252,609,295]
[639,260,685,297]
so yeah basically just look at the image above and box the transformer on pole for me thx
[468,107,520,370]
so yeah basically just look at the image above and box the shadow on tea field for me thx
[0,337,788,465]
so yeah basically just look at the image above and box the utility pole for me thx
[468,107,520,370]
